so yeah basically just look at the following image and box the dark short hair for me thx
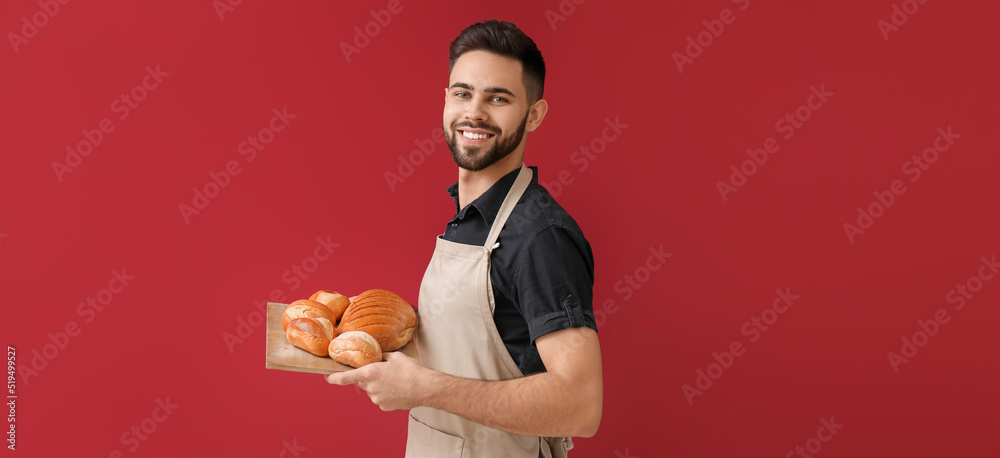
[449,20,546,103]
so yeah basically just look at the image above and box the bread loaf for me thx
[309,290,351,322]
[286,317,336,356]
[328,331,382,368]
[282,302,335,330]
[338,289,416,352]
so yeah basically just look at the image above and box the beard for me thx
[445,112,529,172]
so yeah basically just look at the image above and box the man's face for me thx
[444,51,531,172]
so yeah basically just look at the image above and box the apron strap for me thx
[484,163,532,251]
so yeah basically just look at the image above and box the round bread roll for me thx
[290,298,329,310]
[311,317,336,341]
[329,331,382,368]
[338,289,416,352]
[281,303,335,330]
[309,290,351,322]
[286,317,336,356]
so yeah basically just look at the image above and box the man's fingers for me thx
[382,351,410,362]
[326,368,364,385]
[324,372,349,385]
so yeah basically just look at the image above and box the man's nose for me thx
[464,99,488,122]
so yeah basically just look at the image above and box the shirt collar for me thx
[446,166,538,226]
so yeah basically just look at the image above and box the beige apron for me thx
[406,164,573,458]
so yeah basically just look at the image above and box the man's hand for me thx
[325,351,429,411]
[325,327,602,438]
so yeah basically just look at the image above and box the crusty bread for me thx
[285,317,336,356]
[290,298,330,310]
[337,289,416,352]
[308,290,351,322]
[282,302,335,330]
[311,317,336,341]
[328,331,382,368]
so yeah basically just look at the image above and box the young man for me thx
[327,20,602,457]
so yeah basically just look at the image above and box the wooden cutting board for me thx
[264,302,417,374]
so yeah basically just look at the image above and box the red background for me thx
[2,0,999,457]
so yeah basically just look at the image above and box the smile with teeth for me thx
[461,130,494,140]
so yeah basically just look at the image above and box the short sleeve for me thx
[510,225,596,344]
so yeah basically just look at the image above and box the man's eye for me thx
[455,92,470,98]
[491,96,507,103]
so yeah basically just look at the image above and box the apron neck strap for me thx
[484,163,532,250]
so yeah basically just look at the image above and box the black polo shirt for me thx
[442,166,596,375]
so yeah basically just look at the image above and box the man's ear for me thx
[525,99,548,133]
